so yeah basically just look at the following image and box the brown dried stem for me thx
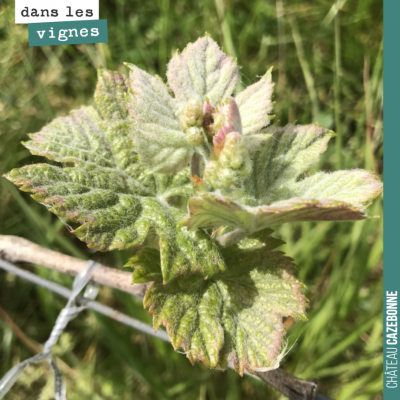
[0,235,149,299]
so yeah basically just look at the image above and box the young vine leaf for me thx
[4,35,382,374]
[132,231,308,376]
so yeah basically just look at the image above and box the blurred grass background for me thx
[0,0,383,399]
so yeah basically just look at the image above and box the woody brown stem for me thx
[256,368,317,400]
[0,235,149,299]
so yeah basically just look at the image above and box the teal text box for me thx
[28,19,107,46]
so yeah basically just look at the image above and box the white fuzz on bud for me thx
[180,99,204,130]
[203,160,220,188]
[185,127,205,146]
[204,132,252,189]
[180,99,205,146]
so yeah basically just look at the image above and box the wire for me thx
[0,260,102,399]
[0,259,169,342]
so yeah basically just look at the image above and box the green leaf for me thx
[286,170,383,208]
[127,64,193,174]
[23,104,144,180]
[235,68,275,135]
[129,248,163,283]
[5,84,218,283]
[183,122,382,232]
[24,106,115,164]
[166,36,239,106]
[25,67,138,177]
[17,102,154,194]
[94,67,145,175]
[244,124,335,203]
[182,193,371,233]
[6,163,223,282]
[94,66,129,121]
[155,168,193,199]
[138,233,307,375]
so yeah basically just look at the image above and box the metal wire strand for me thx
[0,260,100,400]
[42,260,100,354]
[0,259,169,341]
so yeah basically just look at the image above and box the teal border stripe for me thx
[384,1,399,398]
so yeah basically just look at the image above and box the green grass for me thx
[0,0,383,399]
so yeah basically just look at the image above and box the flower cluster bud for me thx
[185,127,204,146]
[180,99,206,146]
[204,132,251,189]
[212,112,226,134]
[203,97,251,189]
[219,132,251,173]
[180,99,204,129]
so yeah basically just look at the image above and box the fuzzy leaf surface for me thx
[285,170,383,208]
[6,163,223,282]
[24,67,142,179]
[6,77,220,283]
[167,36,238,105]
[235,69,274,135]
[182,193,371,232]
[127,64,193,174]
[183,123,382,231]
[155,168,193,199]
[135,233,307,374]
[245,124,335,204]
[21,105,154,192]
[95,66,129,121]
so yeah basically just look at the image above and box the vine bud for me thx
[185,127,204,146]
[180,99,204,130]
[219,132,250,173]
[219,167,239,188]
[204,160,221,188]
